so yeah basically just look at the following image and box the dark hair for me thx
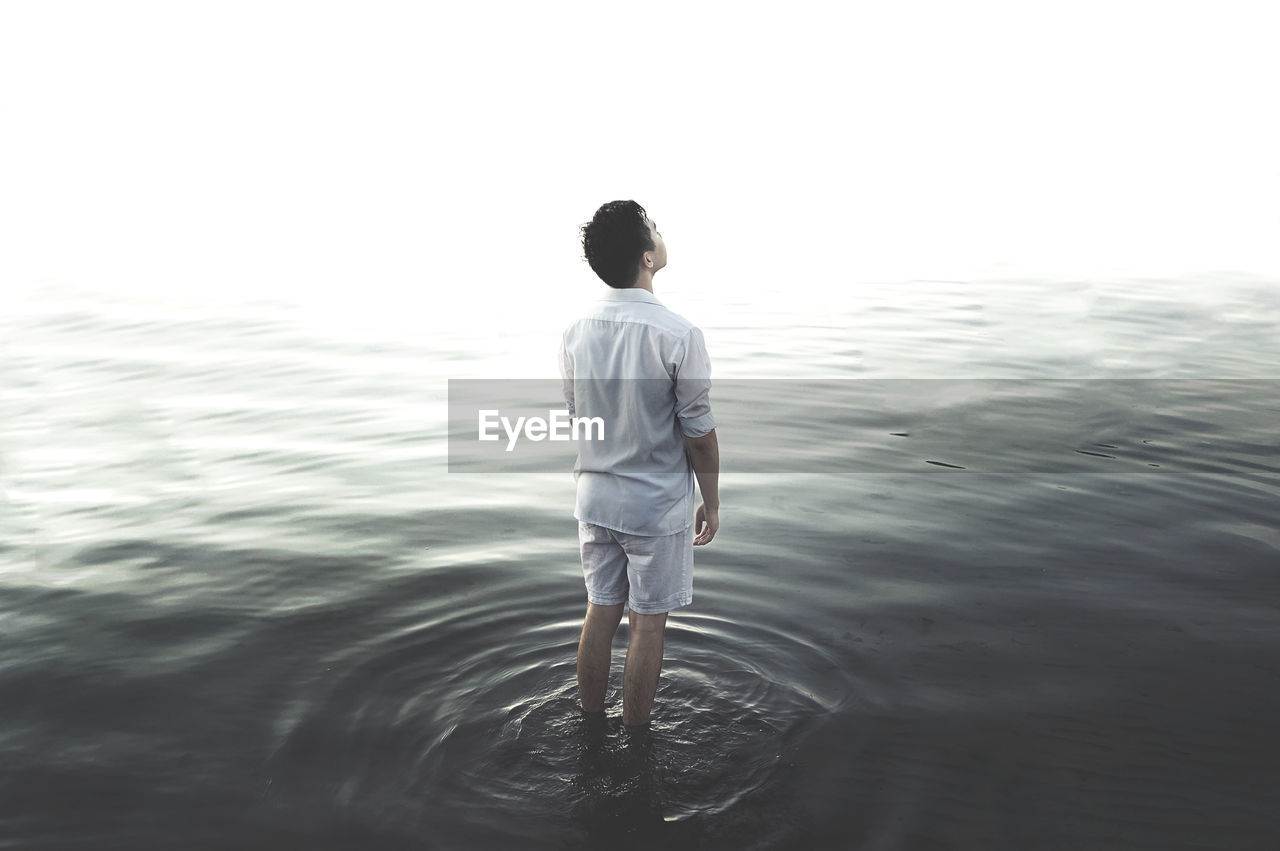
[579,200,655,289]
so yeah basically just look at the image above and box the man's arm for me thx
[684,428,719,545]
[673,326,718,544]
[558,331,574,418]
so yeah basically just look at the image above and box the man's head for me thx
[580,200,667,288]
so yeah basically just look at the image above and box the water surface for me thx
[1,275,1278,849]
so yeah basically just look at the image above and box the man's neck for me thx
[631,271,655,294]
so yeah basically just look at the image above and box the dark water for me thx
[2,276,1279,849]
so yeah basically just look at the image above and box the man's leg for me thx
[622,610,668,727]
[577,601,624,713]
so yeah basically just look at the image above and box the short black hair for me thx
[579,200,655,289]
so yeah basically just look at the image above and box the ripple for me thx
[261,562,850,839]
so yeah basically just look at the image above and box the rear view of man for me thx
[559,200,720,732]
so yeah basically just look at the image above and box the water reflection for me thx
[572,716,666,843]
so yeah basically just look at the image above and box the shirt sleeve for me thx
[558,331,575,419]
[673,327,716,438]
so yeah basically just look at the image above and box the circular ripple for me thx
[428,611,849,828]
[261,567,855,842]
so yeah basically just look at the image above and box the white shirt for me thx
[559,287,717,536]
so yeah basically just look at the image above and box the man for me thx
[559,200,720,732]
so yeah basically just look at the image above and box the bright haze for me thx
[3,1,1276,328]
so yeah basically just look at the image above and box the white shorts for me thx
[577,521,694,614]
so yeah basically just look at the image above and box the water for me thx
[2,275,1278,849]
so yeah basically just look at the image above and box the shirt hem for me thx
[574,514,694,538]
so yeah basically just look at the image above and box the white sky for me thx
[3,0,1277,324]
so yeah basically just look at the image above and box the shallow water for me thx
[2,275,1279,849]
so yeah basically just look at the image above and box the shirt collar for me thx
[599,287,663,307]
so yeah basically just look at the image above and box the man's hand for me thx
[693,501,719,546]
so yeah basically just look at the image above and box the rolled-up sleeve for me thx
[558,331,575,418]
[673,327,716,438]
